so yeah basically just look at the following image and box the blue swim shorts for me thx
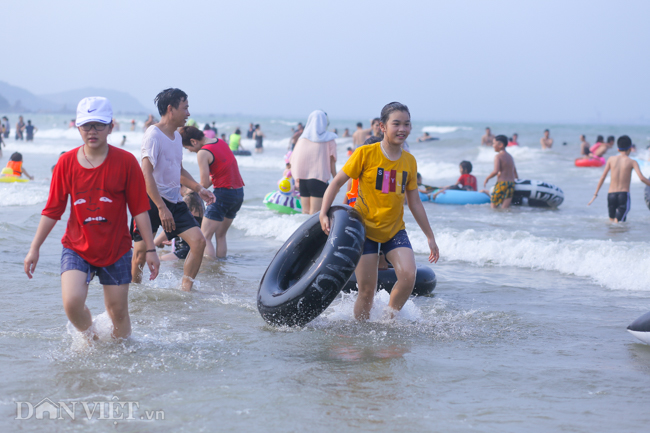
[60,247,132,286]
[362,229,413,256]
[205,187,244,222]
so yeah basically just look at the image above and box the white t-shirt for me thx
[141,125,183,203]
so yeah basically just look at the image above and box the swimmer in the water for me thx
[540,129,553,149]
[508,133,519,146]
[352,122,369,147]
[120,135,127,147]
[417,132,438,142]
[588,135,650,222]
[481,127,495,146]
[579,134,592,158]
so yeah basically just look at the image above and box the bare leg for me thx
[501,197,513,209]
[177,226,206,291]
[131,240,146,283]
[213,217,234,258]
[309,197,323,215]
[384,247,417,314]
[301,196,311,215]
[61,270,93,333]
[354,254,380,321]
[103,284,131,339]
[201,218,218,259]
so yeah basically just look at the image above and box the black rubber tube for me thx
[257,205,366,326]
[342,266,437,296]
[628,311,650,333]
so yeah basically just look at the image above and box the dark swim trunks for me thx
[362,230,412,256]
[607,192,630,222]
[131,197,199,242]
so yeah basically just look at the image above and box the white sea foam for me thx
[0,182,50,206]
[233,208,310,240]
[321,290,423,323]
[240,137,291,150]
[270,119,299,127]
[476,145,543,162]
[408,225,650,292]
[417,160,463,183]
[422,126,472,134]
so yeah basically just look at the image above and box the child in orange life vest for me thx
[320,102,439,321]
[6,152,34,180]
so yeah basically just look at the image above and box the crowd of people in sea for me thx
[1,87,648,341]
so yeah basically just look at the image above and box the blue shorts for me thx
[362,229,412,255]
[205,187,244,222]
[60,247,132,286]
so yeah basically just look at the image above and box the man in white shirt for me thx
[131,88,215,291]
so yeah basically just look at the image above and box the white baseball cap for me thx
[75,97,113,126]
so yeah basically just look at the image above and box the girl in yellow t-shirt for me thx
[319,102,439,321]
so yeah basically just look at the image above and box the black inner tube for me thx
[257,205,366,327]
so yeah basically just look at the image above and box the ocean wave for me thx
[0,182,50,206]
[239,137,291,150]
[422,126,472,134]
[476,145,543,162]
[417,160,463,183]
[270,120,299,127]
[407,226,650,292]
[233,207,310,240]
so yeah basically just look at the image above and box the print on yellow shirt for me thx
[342,142,418,243]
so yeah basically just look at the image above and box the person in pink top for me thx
[203,123,216,139]
[290,110,338,214]
[180,126,245,258]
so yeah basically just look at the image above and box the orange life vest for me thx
[346,179,359,207]
[6,160,22,176]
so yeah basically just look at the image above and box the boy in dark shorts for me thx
[130,88,215,291]
[484,135,518,209]
[24,97,159,340]
[588,135,650,222]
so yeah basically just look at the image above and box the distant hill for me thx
[0,81,59,112]
[0,93,10,111]
[41,87,150,114]
[0,81,150,114]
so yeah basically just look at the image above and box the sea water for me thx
[1,113,649,432]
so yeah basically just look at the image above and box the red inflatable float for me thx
[575,157,605,167]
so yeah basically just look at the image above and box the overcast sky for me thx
[2,0,649,123]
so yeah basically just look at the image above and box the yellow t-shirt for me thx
[342,142,418,243]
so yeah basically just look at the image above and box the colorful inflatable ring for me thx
[263,191,302,214]
[575,157,605,167]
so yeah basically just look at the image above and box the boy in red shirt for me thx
[24,97,159,340]
[431,160,477,199]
